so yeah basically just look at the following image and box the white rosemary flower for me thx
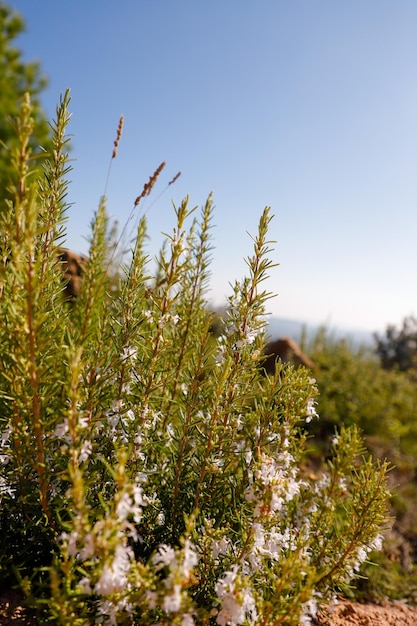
[215,566,257,626]
[95,543,132,595]
[212,536,229,559]
[182,539,198,578]
[79,440,92,463]
[163,584,182,613]
[53,418,71,443]
[121,345,137,362]
[306,398,319,422]
[153,544,176,570]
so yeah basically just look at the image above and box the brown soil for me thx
[314,599,417,626]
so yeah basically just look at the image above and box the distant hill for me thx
[265,316,374,347]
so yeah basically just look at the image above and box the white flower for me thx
[244,448,252,465]
[369,534,383,552]
[131,482,144,523]
[116,492,133,522]
[1,425,11,444]
[268,492,284,514]
[306,398,319,422]
[78,414,89,429]
[153,544,176,570]
[215,566,238,599]
[163,584,182,612]
[79,531,95,560]
[0,476,14,497]
[300,598,318,625]
[284,475,302,501]
[97,599,118,626]
[54,418,71,442]
[252,522,292,560]
[354,545,369,570]
[338,477,347,492]
[212,536,229,559]
[182,539,198,578]
[60,530,79,558]
[78,576,92,594]
[182,614,195,626]
[241,587,257,624]
[95,544,132,595]
[121,345,137,362]
[216,594,245,626]
[215,567,257,626]
[79,440,92,463]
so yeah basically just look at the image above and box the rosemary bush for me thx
[0,93,390,625]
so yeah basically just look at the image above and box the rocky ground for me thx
[314,599,417,626]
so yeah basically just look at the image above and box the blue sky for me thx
[9,0,417,333]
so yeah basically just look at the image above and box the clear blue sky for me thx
[9,0,417,333]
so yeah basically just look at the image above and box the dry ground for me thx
[314,599,417,626]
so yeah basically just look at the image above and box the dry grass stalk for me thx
[134,161,166,207]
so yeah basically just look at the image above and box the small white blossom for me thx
[78,414,89,429]
[78,576,92,594]
[182,539,198,578]
[97,599,118,626]
[121,345,137,362]
[60,530,80,558]
[1,425,12,444]
[79,440,92,463]
[369,534,383,552]
[54,419,71,442]
[306,398,319,423]
[212,536,229,559]
[80,531,95,560]
[153,544,176,570]
[215,566,257,626]
[116,491,133,522]
[95,544,132,595]
[0,476,14,498]
[300,598,318,625]
[244,448,252,465]
[166,423,175,440]
[163,584,182,613]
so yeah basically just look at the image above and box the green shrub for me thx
[308,329,417,602]
[309,329,417,462]
[0,93,390,625]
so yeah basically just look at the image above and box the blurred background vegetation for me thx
[303,317,417,602]
[0,2,51,199]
